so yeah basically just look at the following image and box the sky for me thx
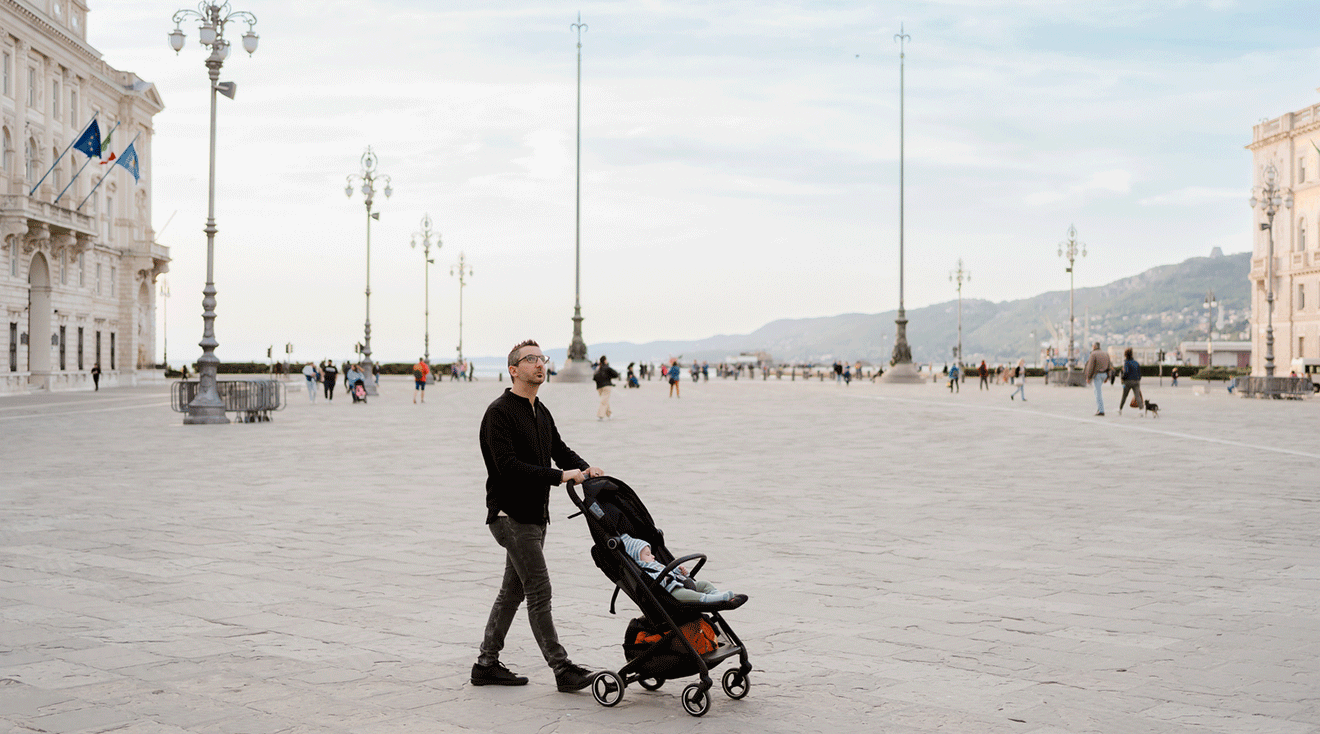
[85,0,1320,365]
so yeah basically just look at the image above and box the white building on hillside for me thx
[1247,94,1320,376]
[0,0,165,394]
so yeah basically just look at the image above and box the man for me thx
[472,339,601,692]
[593,355,619,420]
[322,361,338,400]
[91,362,101,391]
[1082,342,1112,416]
[412,358,430,404]
[978,360,989,390]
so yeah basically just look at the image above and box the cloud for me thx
[1024,169,1133,206]
[1138,186,1243,206]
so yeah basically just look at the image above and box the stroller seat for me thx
[567,476,752,717]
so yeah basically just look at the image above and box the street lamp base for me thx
[555,359,593,383]
[879,361,924,384]
[183,406,230,425]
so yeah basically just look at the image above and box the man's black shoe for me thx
[471,661,528,686]
[555,663,597,692]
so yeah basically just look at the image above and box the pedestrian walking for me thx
[978,361,989,390]
[470,339,601,693]
[302,362,319,402]
[1171,367,1179,387]
[948,363,960,392]
[1118,348,1144,416]
[413,357,430,404]
[593,355,619,419]
[91,363,101,391]
[667,360,680,398]
[1010,358,1026,401]
[1082,342,1112,416]
[322,361,338,401]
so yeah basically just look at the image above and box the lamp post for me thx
[558,13,592,382]
[880,24,922,383]
[949,259,969,366]
[159,279,169,369]
[345,147,392,395]
[1250,163,1292,377]
[451,252,473,375]
[1057,224,1086,369]
[410,214,440,368]
[169,1,258,425]
[1203,289,1217,368]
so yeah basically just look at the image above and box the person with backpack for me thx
[593,355,620,420]
[413,357,430,404]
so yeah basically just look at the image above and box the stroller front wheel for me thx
[681,684,711,717]
[591,671,624,707]
[722,668,750,699]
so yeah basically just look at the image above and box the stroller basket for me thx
[567,476,752,717]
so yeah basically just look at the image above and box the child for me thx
[620,534,746,606]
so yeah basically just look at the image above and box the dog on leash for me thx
[1143,399,1159,418]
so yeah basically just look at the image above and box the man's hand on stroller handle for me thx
[562,467,604,485]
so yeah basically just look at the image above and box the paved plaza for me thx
[1,373,1318,733]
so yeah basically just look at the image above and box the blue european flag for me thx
[115,142,140,183]
[72,119,101,160]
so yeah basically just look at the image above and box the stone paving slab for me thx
[1,375,1318,733]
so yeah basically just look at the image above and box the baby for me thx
[619,533,745,606]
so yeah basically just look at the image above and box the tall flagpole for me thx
[880,23,922,383]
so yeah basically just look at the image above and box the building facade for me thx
[0,0,165,394]
[1247,96,1320,376]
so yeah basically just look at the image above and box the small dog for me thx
[1143,400,1159,418]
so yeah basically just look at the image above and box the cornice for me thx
[4,0,101,65]
[1247,119,1320,152]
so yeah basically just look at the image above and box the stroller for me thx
[349,378,367,403]
[567,476,752,717]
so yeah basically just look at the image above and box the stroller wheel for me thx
[638,677,664,691]
[591,671,624,707]
[721,668,750,699]
[681,684,711,717]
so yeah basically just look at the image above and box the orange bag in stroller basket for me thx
[680,619,719,655]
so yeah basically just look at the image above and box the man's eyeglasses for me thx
[517,354,549,365]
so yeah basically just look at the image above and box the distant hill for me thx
[541,251,1250,365]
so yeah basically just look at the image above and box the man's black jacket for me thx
[480,388,588,525]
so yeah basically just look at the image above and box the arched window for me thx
[1301,219,1308,252]
[1,127,10,172]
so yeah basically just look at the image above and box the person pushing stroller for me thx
[620,534,747,607]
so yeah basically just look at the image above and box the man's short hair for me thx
[509,339,539,366]
[1094,342,1101,349]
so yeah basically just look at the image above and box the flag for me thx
[115,142,139,183]
[72,119,101,160]
[99,130,115,164]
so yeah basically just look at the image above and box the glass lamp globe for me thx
[345,184,353,198]
[242,31,259,55]
[199,23,216,45]
[168,28,185,53]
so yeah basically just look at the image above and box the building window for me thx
[58,325,65,370]
[109,332,115,370]
[8,322,16,372]
[52,147,61,190]
[24,138,33,182]
[60,260,66,285]
[110,266,115,295]
[1300,219,1307,251]
[52,80,58,118]
[95,330,100,367]
[105,195,113,241]
[1300,283,1306,311]
[2,53,9,97]
[1302,157,1308,184]
[70,90,76,125]
[77,326,83,370]
[27,67,35,108]
[78,253,84,286]
[96,262,101,294]
[8,244,14,277]
[2,127,10,172]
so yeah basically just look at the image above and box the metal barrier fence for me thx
[1231,376,1316,399]
[171,379,286,421]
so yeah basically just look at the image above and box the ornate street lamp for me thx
[559,14,592,382]
[159,279,170,370]
[1204,289,1217,368]
[949,259,970,366]
[1057,224,1086,369]
[410,214,440,368]
[169,1,258,425]
[880,25,922,383]
[451,252,473,374]
[1250,163,1292,376]
[345,147,392,395]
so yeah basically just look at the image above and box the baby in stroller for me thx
[619,534,746,607]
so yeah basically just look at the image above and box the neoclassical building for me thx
[1247,96,1320,376]
[0,0,165,394]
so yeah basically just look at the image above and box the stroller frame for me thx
[567,476,752,717]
